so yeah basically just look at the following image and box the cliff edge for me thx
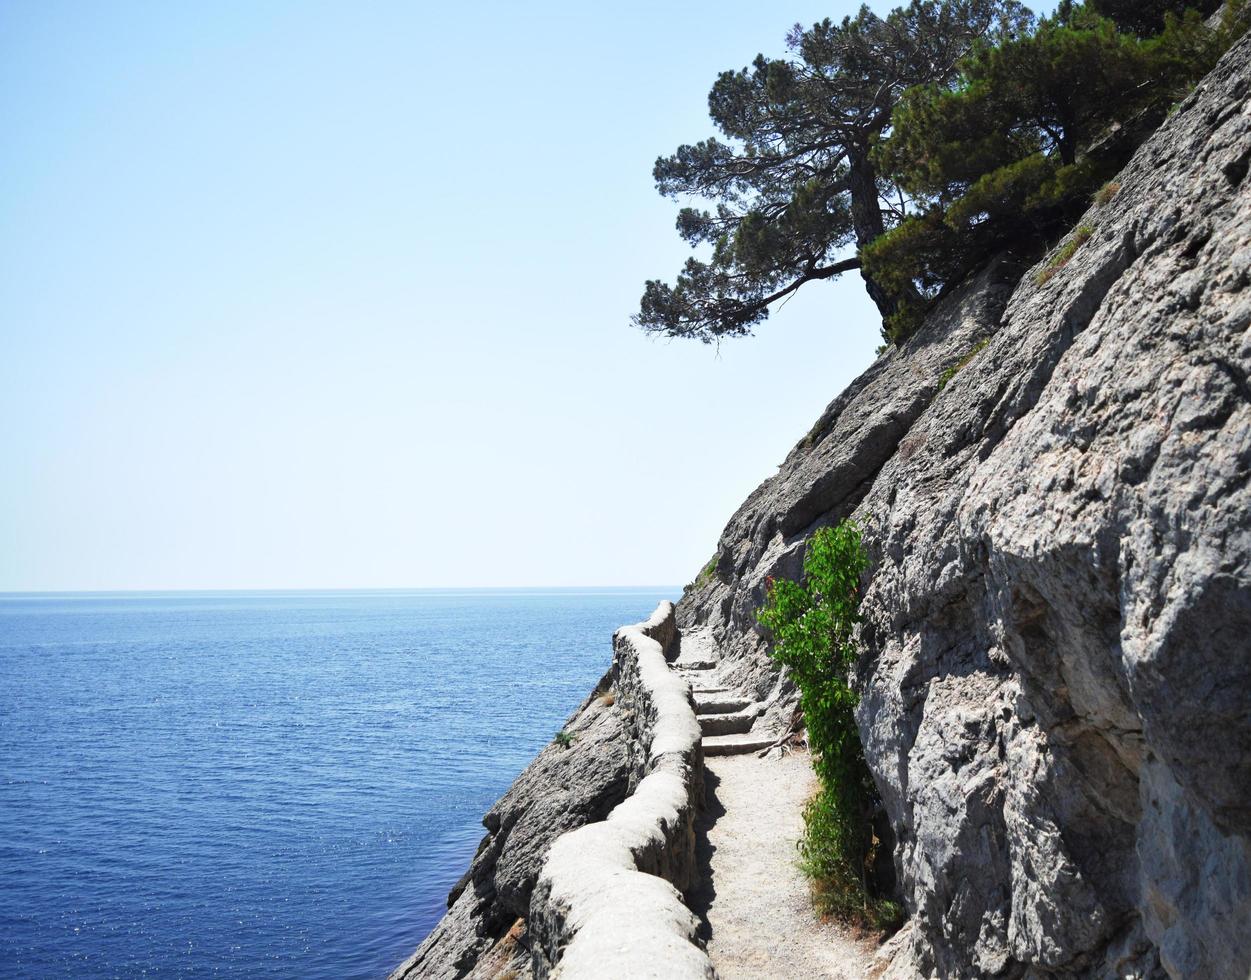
[680,32,1251,980]
[392,33,1251,979]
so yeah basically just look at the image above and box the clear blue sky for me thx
[1,0,885,591]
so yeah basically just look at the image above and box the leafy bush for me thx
[757,521,899,926]
[553,730,574,749]
[800,784,904,928]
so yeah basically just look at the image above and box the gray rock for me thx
[396,33,1251,980]
[389,676,631,979]
[676,255,1023,725]
[679,33,1251,980]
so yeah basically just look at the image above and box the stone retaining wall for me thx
[527,601,714,978]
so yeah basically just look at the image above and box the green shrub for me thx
[800,783,904,928]
[757,521,899,927]
[553,730,574,749]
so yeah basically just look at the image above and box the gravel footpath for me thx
[689,749,875,979]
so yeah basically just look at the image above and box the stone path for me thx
[674,627,874,979]
[671,627,776,757]
[691,751,874,978]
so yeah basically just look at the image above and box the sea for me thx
[0,587,678,979]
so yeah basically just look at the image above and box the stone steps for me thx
[693,694,752,715]
[670,637,779,756]
[698,708,759,737]
[702,732,779,757]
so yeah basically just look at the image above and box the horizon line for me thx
[0,584,685,597]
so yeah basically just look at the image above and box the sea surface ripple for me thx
[0,587,676,978]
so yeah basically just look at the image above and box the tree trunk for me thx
[846,148,911,322]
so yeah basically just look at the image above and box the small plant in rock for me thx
[553,730,574,749]
[1036,225,1094,285]
[757,520,900,928]
[1093,181,1121,206]
[938,337,991,390]
[684,556,720,594]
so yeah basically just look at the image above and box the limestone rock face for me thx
[679,35,1251,980]
[388,679,630,980]
[394,35,1251,980]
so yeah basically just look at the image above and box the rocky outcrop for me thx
[678,34,1251,980]
[389,676,632,978]
[394,34,1249,980]
[677,255,1023,724]
[390,603,710,979]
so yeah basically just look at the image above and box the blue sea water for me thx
[0,588,677,979]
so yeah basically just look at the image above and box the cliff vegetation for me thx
[392,7,1251,977]
[634,0,1248,343]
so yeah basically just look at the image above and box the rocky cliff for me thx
[680,32,1251,980]
[393,34,1251,980]
[390,604,710,980]
[388,670,631,979]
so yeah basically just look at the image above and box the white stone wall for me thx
[527,601,714,979]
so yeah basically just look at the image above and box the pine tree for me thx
[865,3,1232,340]
[1089,0,1222,36]
[634,1,1029,343]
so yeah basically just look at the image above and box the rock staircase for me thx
[671,628,777,757]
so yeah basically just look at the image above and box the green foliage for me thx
[757,521,897,925]
[1089,0,1222,36]
[869,4,1230,339]
[635,1,1029,343]
[938,337,991,389]
[881,11,1159,211]
[861,208,980,343]
[1035,224,1094,284]
[1224,0,1251,38]
[553,730,574,749]
[800,785,905,928]
[637,0,1245,347]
